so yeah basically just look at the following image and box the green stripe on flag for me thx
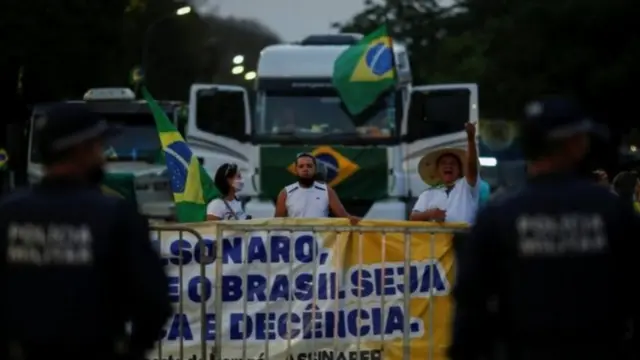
[142,87,220,222]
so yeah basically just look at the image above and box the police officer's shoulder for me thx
[1,184,131,214]
[572,178,620,201]
[484,185,523,210]
[67,186,130,211]
[110,196,146,222]
[105,196,149,238]
[0,187,33,210]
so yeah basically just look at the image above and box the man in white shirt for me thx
[410,122,480,224]
[274,153,359,224]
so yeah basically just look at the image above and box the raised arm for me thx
[274,189,288,217]
[464,122,479,187]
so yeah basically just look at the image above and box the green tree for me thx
[124,2,280,99]
[0,0,281,186]
[339,0,639,120]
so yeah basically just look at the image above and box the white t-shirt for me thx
[206,198,248,220]
[412,177,480,224]
[284,181,330,218]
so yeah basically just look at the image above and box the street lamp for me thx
[141,6,193,79]
[232,55,244,65]
[244,71,256,80]
[176,6,191,15]
[231,66,244,75]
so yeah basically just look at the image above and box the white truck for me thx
[188,33,481,219]
[26,87,184,218]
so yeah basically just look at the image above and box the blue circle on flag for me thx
[365,42,393,76]
[0,149,8,167]
[315,153,339,183]
[165,142,193,193]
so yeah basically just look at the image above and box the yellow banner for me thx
[150,219,465,360]
[347,221,459,360]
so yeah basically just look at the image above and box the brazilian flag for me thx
[141,86,219,222]
[332,25,397,115]
[0,148,8,170]
[102,173,136,200]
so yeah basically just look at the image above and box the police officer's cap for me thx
[522,96,608,141]
[37,103,120,159]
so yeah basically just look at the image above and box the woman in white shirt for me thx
[410,122,480,224]
[206,163,250,220]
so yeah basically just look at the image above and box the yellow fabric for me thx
[159,131,206,205]
[286,146,360,187]
[154,219,468,360]
[349,35,395,82]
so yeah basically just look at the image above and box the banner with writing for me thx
[150,219,461,360]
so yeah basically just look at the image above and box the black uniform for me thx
[450,98,639,360]
[0,103,172,360]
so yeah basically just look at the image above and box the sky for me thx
[193,0,365,41]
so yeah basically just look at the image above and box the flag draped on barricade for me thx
[150,218,467,360]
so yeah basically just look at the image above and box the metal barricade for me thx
[212,223,468,360]
[150,224,210,360]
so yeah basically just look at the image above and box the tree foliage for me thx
[336,0,639,123]
[1,0,280,106]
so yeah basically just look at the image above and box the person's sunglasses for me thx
[224,163,238,177]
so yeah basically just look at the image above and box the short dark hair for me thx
[520,117,565,160]
[295,152,316,166]
[522,138,564,160]
[214,163,238,195]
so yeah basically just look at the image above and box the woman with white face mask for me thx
[206,163,251,220]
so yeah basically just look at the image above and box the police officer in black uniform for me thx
[449,96,639,360]
[0,103,172,360]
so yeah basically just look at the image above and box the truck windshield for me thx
[254,89,398,143]
[30,112,162,163]
[100,113,162,161]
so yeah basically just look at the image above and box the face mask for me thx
[86,165,105,185]
[232,179,244,191]
[297,176,314,187]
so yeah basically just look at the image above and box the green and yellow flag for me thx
[101,173,136,200]
[0,148,8,170]
[141,86,219,222]
[332,25,397,115]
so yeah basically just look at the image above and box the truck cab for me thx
[188,34,481,219]
[27,87,186,218]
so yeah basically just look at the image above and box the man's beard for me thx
[297,176,314,187]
